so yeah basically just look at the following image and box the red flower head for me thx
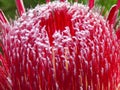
[0,0,120,90]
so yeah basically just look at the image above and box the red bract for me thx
[0,0,120,90]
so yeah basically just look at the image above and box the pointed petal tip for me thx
[107,5,118,25]
[15,0,25,16]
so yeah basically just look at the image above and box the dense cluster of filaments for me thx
[0,0,120,90]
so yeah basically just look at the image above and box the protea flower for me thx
[0,0,120,90]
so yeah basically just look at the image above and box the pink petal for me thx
[88,0,94,9]
[117,0,120,9]
[107,5,118,25]
[15,0,25,16]
[0,9,8,24]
